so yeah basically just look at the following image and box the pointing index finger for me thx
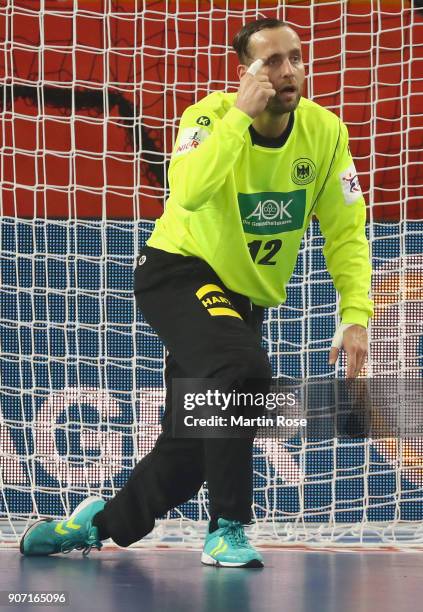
[246,58,264,76]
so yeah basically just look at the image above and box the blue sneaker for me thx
[201,518,264,568]
[20,496,105,557]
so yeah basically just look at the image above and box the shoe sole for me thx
[20,519,53,556]
[201,552,264,568]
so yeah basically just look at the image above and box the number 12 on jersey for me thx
[248,239,282,266]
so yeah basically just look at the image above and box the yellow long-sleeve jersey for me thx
[147,92,374,327]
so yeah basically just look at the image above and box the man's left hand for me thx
[328,325,368,378]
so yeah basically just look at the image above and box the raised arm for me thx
[168,60,275,210]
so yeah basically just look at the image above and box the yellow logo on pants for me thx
[195,284,242,319]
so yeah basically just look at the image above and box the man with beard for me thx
[21,19,373,567]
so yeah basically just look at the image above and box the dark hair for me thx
[232,18,289,64]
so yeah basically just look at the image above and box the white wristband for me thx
[331,323,355,349]
[246,59,264,76]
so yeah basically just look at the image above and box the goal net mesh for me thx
[1,0,422,547]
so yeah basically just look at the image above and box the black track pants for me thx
[93,246,271,547]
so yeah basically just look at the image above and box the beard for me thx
[266,90,302,115]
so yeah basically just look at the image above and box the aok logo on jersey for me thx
[238,190,306,235]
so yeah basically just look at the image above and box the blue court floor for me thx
[2,548,423,612]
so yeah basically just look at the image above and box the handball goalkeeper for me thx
[21,18,373,567]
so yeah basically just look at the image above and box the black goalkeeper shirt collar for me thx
[248,111,295,148]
